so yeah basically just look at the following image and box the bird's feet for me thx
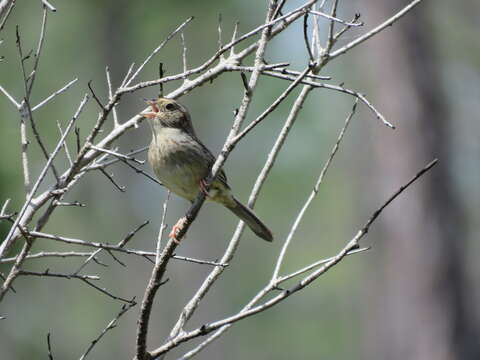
[199,179,210,196]
[169,216,187,244]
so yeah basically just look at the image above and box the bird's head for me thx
[142,98,195,136]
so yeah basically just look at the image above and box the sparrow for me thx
[142,97,273,242]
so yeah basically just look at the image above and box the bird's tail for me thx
[226,197,273,242]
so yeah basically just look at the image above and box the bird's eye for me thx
[165,103,176,111]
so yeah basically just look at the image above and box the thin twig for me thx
[79,301,137,360]
[121,2,314,93]
[135,194,171,360]
[52,200,84,207]
[0,251,92,263]
[47,332,54,360]
[41,0,56,12]
[121,158,164,187]
[89,144,144,164]
[153,159,438,358]
[81,278,133,303]
[233,65,313,143]
[56,121,73,165]
[229,21,239,56]
[0,84,20,108]
[172,255,228,268]
[180,32,188,83]
[22,98,60,182]
[105,66,119,127]
[329,0,424,60]
[0,0,15,32]
[303,12,315,62]
[0,240,31,300]
[333,13,362,42]
[273,99,358,280]
[18,269,99,281]
[169,70,319,347]
[217,13,223,58]
[254,69,394,128]
[99,168,125,192]
[125,17,194,87]
[167,0,279,245]
[25,6,48,96]
[0,94,90,259]
[121,62,136,88]
[85,146,149,171]
[278,247,370,283]
[19,102,31,195]
[73,220,150,275]
[309,10,363,27]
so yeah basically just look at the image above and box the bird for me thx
[141,97,273,242]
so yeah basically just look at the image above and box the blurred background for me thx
[0,0,479,359]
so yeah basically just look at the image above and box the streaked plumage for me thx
[143,98,273,242]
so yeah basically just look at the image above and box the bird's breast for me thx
[148,129,208,201]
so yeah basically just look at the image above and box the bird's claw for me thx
[199,179,209,196]
[169,217,187,244]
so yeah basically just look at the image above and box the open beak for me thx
[142,98,160,118]
[144,98,160,112]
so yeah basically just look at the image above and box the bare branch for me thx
[273,99,358,280]
[18,269,100,281]
[172,255,228,268]
[124,17,194,87]
[0,251,92,263]
[105,66,119,127]
[217,14,223,58]
[19,104,31,194]
[0,240,33,301]
[99,168,126,192]
[303,12,315,62]
[0,0,15,32]
[229,21,238,56]
[81,278,133,303]
[278,247,370,283]
[41,0,56,12]
[84,146,149,172]
[232,65,313,143]
[0,84,20,108]
[254,69,394,128]
[121,2,315,93]
[169,55,318,349]
[32,78,78,111]
[88,144,144,165]
[79,301,137,360]
[167,0,279,245]
[0,94,90,259]
[309,10,363,27]
[120,62,136,88]
[329,0,424,60]
[180,32,188,83]
[0,3,430,357]
[47,332,54,360]
[152,159,438,357]
[135,194,171,360]
[73,220,150,275]
[22,99,61,182]
[56,121,74,165]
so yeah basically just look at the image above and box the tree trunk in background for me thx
[360,1,479,359]
[99,0,132,93]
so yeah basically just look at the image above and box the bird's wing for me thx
[195,137,230,189]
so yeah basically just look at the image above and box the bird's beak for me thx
[141,111,157,119]
[143,98,160,113]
